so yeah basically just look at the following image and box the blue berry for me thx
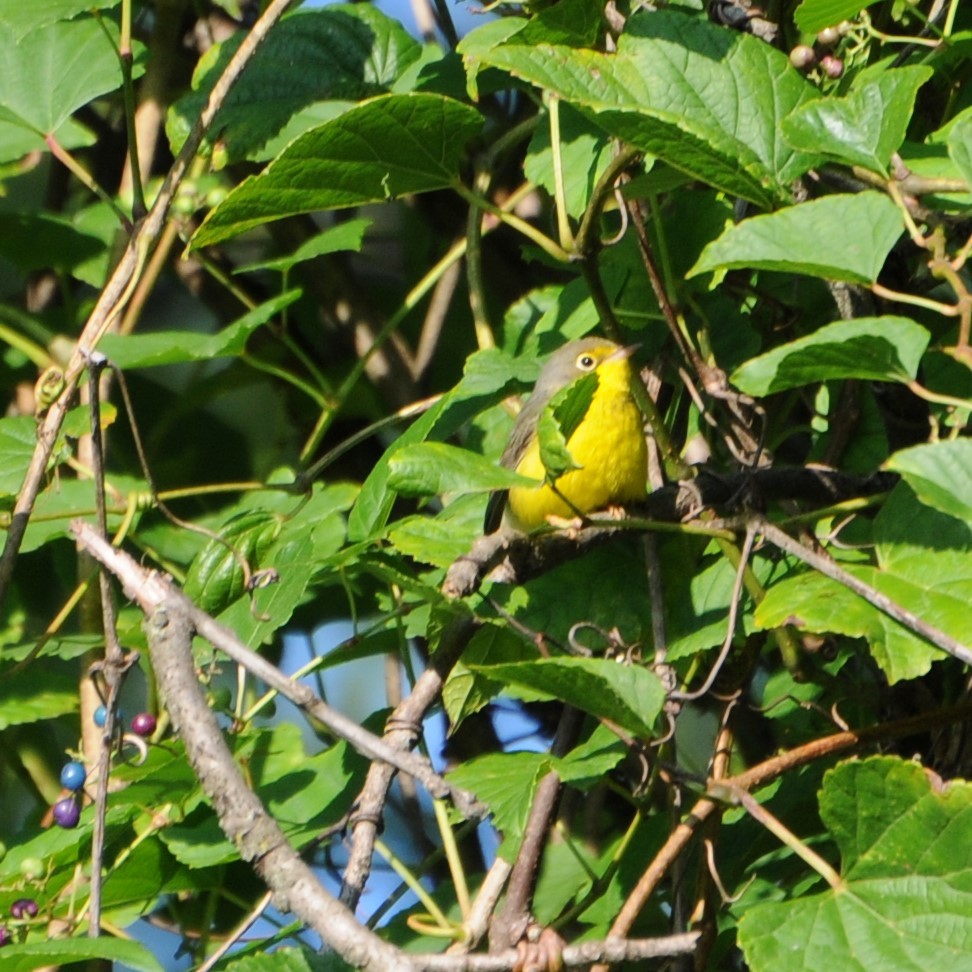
[93,706,122,728]
[60,761,86,791]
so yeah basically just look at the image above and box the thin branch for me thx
[340,616,477,910]
[756,517,972,666]
[602,699,972,945]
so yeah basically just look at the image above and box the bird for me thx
[484,337,648,533]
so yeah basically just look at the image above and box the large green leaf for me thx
[167,5,421,165]
[461,9,821,207]
[0,16,139,159]
[98,292,302,367]
[470,657,665,739]
[191,94,482,248]
[0,0,121,39]
[739,757,972,972]
[730,316,930,396]
[0,213,105,273]
[691,192,903,283]
[447,751,551,857]
[0,939,163,972]
[0,665,78,729]
[885,440,972,523]
[388,442,538,497]
[794,0,873,33]
[783,66,932,175]
[756,487,972,682]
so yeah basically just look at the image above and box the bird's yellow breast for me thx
[505,358,647,531]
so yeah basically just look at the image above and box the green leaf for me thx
[0,213,105,273]
[223,947,352,972]
[536,371,598,481]
[885,439,972,525]
[0,665,78,729]
[388,442,539,497]
[0,0,121,39]
[553,723,626,785]
[461,9,820,207]
[166,5,421,165]
[0,938,163,972]
[690,193,903,284]
[183,510,282,615]
[0,415,39,496]
[348,399,447,541]
[235,218,372,274]
[470,657,665,739]
[447,751,551,856]
[946,111,972,192]
[191,94,482,248]
[0,17,139,155]
[212,486,351,647]
[782,66,932,175]
[443,624,537,730]
[98,291,302,367]
[388,513,479,568]
[756,486,972,683]
[730,316,930,396]
[739,756,972,972]
[794,0,871,34]
[163,727,363,866]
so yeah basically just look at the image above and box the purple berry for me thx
[820,55,844,79]
[10,898,38,919]
[131,712,157,738]
[52,797,80,829]
[0,925,9,946]
[60,761,86,791]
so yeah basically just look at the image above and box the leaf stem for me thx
[547,94,574,251]
[455,183,571,263]
[717,785,843,891]
[45,134,132,231]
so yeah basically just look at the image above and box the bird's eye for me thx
[576,353,597,371]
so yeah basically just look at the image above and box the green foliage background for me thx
[0,0,970,968]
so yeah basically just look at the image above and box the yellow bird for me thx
[485,338,648,533]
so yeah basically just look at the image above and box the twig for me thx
[444,469,898,598]
[141,595,412,971]
[412,933,701,969]
[756,517,972,666]
[602,698,972,943]
[340,615,477,910]
[0,0,297,611]
[490,705,584,950]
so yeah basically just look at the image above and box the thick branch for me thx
[144,596,411,971]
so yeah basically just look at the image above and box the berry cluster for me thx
[50,708,159,831]
[0,896,40,948]
[789,22,850,79]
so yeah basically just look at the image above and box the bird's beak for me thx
[606,343,640,364]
